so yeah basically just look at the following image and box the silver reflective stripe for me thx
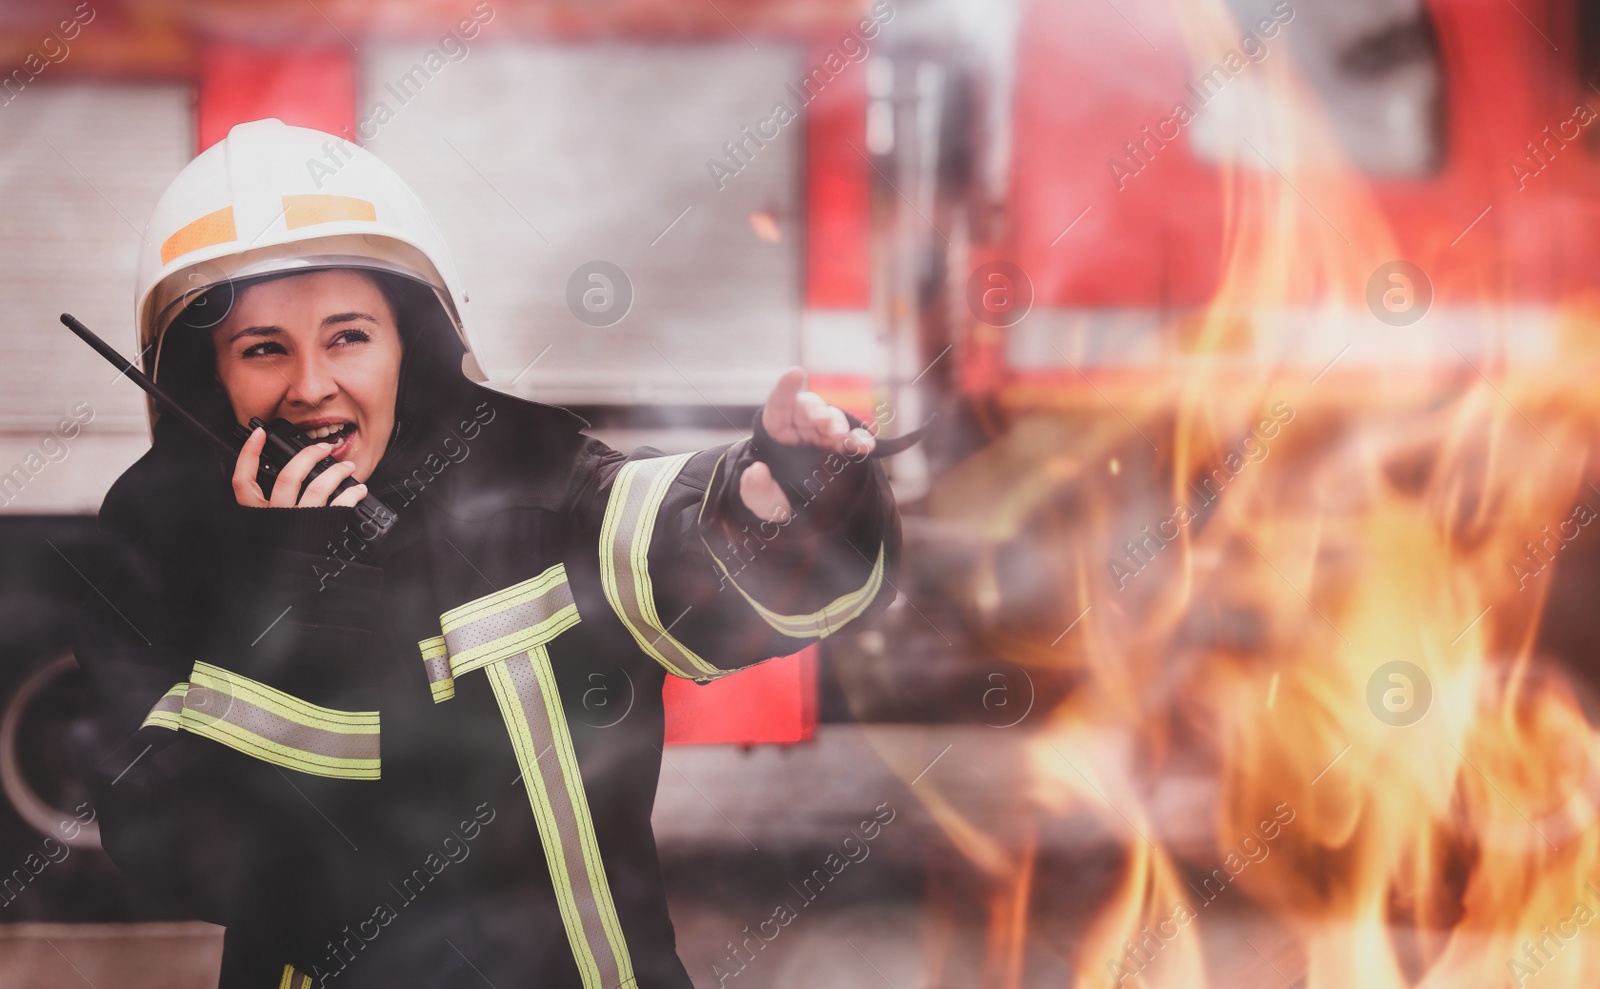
[598,454,728,681]
[141,682,188,730]
[183,686,380,764]
[445,579,576,656]
[423,563,636,989]
[423,653,452,685]
[438,565,581,678]
[419,635,453,703]
[487,647,635,989]
[175,662,380,780]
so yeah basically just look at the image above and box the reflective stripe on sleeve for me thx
[278,964,311,989]
[487,647,637,989]
[598,453,732,682]
[144,662,381,780]
[697,445,888,640]
[140,674,380,780]
[141,682,188,731]
[418,635,454,703]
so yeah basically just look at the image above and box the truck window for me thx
[1187,0,1445,177]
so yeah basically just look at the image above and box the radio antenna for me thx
[59,313,237,459]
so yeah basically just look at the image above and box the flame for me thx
[897,0,1600,986]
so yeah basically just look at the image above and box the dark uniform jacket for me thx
[74,341,900,988]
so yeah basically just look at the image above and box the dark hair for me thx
[152,267,471,473]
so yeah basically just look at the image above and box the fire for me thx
[899,0,1600,986]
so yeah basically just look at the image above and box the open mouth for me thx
[304,421,354,443]
[299,420,358,459]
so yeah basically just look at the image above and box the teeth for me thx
[306,423,349,440]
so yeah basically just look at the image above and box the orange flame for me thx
[905,0,1600,986]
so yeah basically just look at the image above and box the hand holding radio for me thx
[231,425,367,509]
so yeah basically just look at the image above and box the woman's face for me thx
[213,269,402,482]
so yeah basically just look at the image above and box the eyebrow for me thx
[320,311,381,329]
[228,326,282,343]
[227,312,380,344]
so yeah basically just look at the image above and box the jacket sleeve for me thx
[74,459,386,941]
[569,415,901,682]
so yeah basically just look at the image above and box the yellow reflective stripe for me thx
[180,710,380,780]
[418,635,454,703]
[191,662,379,733]
[486,649,636,989]
[440,563,568,628]
[439,564,580,677]
[714,543,885,638]
[487,658,594,985]
[697,446,887,639]
[598,454,727,680]
[538,651,633,986]
[179,663,380,780]
[141,682,188,731]
[276,964,310,989]
[708,538,886,639]
[425,566,637,985]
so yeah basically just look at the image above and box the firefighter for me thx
[74,118,901,988]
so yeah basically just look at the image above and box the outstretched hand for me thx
[738,368,876,523]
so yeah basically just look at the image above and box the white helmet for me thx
[134,117,485,431]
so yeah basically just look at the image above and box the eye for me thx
[240,341,287,359]
[332,328,371,347]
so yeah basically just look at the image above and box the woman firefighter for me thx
[74,118,902,988]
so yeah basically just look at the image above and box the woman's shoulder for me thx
[461,382,590,437]
[402,383,611,519]
[97,438,231,562]
[449,382,604,468]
